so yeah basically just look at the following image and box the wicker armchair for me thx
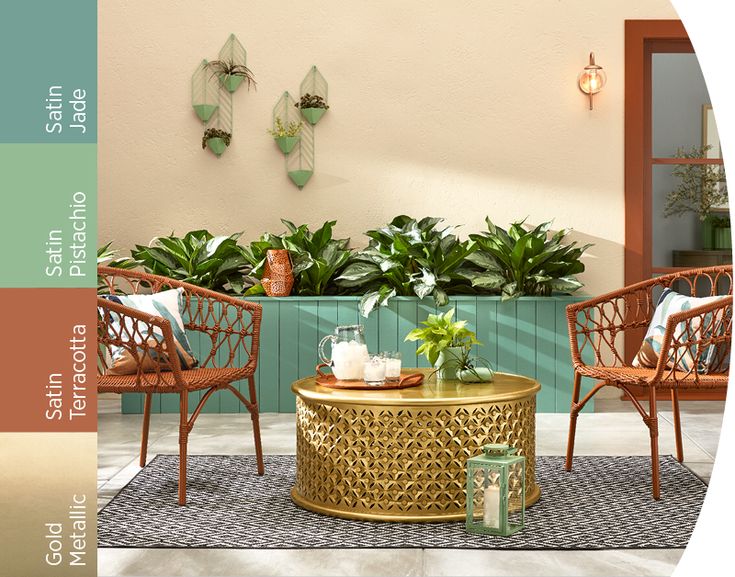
[97,266,264,505]
[565,266,732,499]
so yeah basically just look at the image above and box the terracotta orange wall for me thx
[99,0,678,297]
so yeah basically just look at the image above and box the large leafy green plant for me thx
[240,220,351,296]
[404,308,480,366]
[97,242,141,294]
[131,230,256,295]
[336,216,477,316]
[462,218,591,300]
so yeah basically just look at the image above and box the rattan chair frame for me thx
[97,266,264,505]
[565,265,732,499]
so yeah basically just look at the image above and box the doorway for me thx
[624,20,728,400]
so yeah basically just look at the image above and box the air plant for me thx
[207,58,256,91]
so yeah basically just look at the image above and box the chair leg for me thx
[248,376,265,476]
[178,391,189,506]
[565,372,582,471]
[139,392,153,467]
[671,388,684,463]
[648,387,661,500]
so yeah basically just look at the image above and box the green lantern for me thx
[466,444,526,536]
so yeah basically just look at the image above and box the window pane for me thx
[652,53,711,158]
[652,164,701,268]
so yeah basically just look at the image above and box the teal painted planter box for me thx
[121,295,594,415]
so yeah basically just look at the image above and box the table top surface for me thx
[291,368,540,406]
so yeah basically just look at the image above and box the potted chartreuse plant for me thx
[405,308,492,382]
[267,117,303,154]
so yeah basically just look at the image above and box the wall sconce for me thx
[578,52,606,110]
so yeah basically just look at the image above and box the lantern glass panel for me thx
[465,444,526,537]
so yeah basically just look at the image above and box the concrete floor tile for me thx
[423,548,683,577]
[98,548,424,577]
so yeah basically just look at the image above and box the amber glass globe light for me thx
[578,52,606,109]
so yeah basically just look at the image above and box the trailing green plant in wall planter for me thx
[202,128,232,157]
[207,58,256,93]
[268,117,303,155]
[295,93,329,125]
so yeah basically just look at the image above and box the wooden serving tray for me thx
[315,371,424,390]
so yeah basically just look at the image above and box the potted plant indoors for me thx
[267,117,303,154]
[405,308,482,380]
[295,93,329,125]
[664,145,729,248]
[207,58,256,93]
[202,127,232,157]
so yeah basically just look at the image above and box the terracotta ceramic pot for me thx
[262,249,294,297]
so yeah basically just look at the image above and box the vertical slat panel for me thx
[337,300,360,326]
[121,393,142,414]
[497,300,517,374]
[455,297,479,358]
[397,299,418,368]
[279,300,300,413]
[122,296,588,414]
[378,300,399,354]
[516,299,537,381]
[475,298,497,374]
[535,300,557,412]
[299,299,319,379]
[363,305,380,355]
[257,299,280,413]
[416,298,435,369]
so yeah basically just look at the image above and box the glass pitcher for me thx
[318,325,369,381]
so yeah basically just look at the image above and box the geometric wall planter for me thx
[121,294,593,415]
[271,66,328,188]
[192,34,254,157]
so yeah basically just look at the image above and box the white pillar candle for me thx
[483,485,500,529]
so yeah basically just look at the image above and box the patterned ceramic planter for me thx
[261,249,294,297]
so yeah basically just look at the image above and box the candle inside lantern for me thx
[483,485,500,529]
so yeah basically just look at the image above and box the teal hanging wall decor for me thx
[270,67,329,188]
[192,34,254,157]
[297,66,329,125]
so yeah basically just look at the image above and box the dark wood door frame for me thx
[624,20,726,401]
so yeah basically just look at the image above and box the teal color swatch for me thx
[0,0,97,143]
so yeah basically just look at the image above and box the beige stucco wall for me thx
[99,0,678,297]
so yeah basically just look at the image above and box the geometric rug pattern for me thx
[98,455,706,549]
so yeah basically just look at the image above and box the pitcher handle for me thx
[318,334,336,364]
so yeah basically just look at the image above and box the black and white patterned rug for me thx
[98,454,706,549]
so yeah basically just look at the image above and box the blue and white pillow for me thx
[632,288,730,374]
[100,288,198,375]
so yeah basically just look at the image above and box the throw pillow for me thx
[100,288,198,375]
[632,288,730,374]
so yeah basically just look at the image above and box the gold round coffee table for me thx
[291,369,540,522]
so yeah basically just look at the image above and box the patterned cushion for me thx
[100,288,198,375]
[632,288,729,374]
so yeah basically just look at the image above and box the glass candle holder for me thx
[363,355,386,386]
[382,352,402,381]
